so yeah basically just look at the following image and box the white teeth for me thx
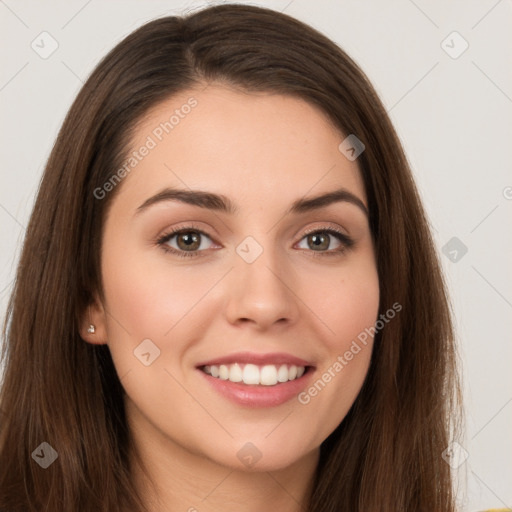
[242,364,260,385]
[277,364,289,383]
[260,365,278,386]
[219,365,229,380]
[201,363,307,385]
[229,363,243,382]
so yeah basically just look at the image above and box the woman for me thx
[0,4,463,511]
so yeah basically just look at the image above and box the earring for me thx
[87,324,96,334]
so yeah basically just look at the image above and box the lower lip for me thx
[197,368,315,408]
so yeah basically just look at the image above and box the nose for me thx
[224,245,300,331]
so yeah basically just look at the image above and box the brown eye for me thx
[307,233,330,251]
[176,231,201,251]
[157,227,216,258]
[296,228,354,256]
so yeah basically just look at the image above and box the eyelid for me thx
[299,224,350,239]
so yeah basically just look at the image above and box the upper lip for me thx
[196,351,315,368]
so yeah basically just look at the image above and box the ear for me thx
[80,295,108,345]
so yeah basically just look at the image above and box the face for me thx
[84,84,380,472]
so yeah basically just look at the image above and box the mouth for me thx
[200,363,310,386]
[195,352,316,408]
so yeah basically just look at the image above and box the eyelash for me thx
[156,224,355,259]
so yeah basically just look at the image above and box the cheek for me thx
[293,258,379,424]
[102,247,215,337]
[100,245,225,384]
[301,259,380,350]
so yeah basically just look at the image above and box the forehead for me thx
[115,84,366,214]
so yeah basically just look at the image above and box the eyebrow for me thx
[135,187,369,217]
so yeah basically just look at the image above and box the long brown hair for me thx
[0,4,462,511]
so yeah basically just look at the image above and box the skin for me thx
[82,84,380,512]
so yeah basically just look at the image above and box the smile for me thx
[201,363,306,386]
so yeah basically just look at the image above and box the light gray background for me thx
[1,1,511,510]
